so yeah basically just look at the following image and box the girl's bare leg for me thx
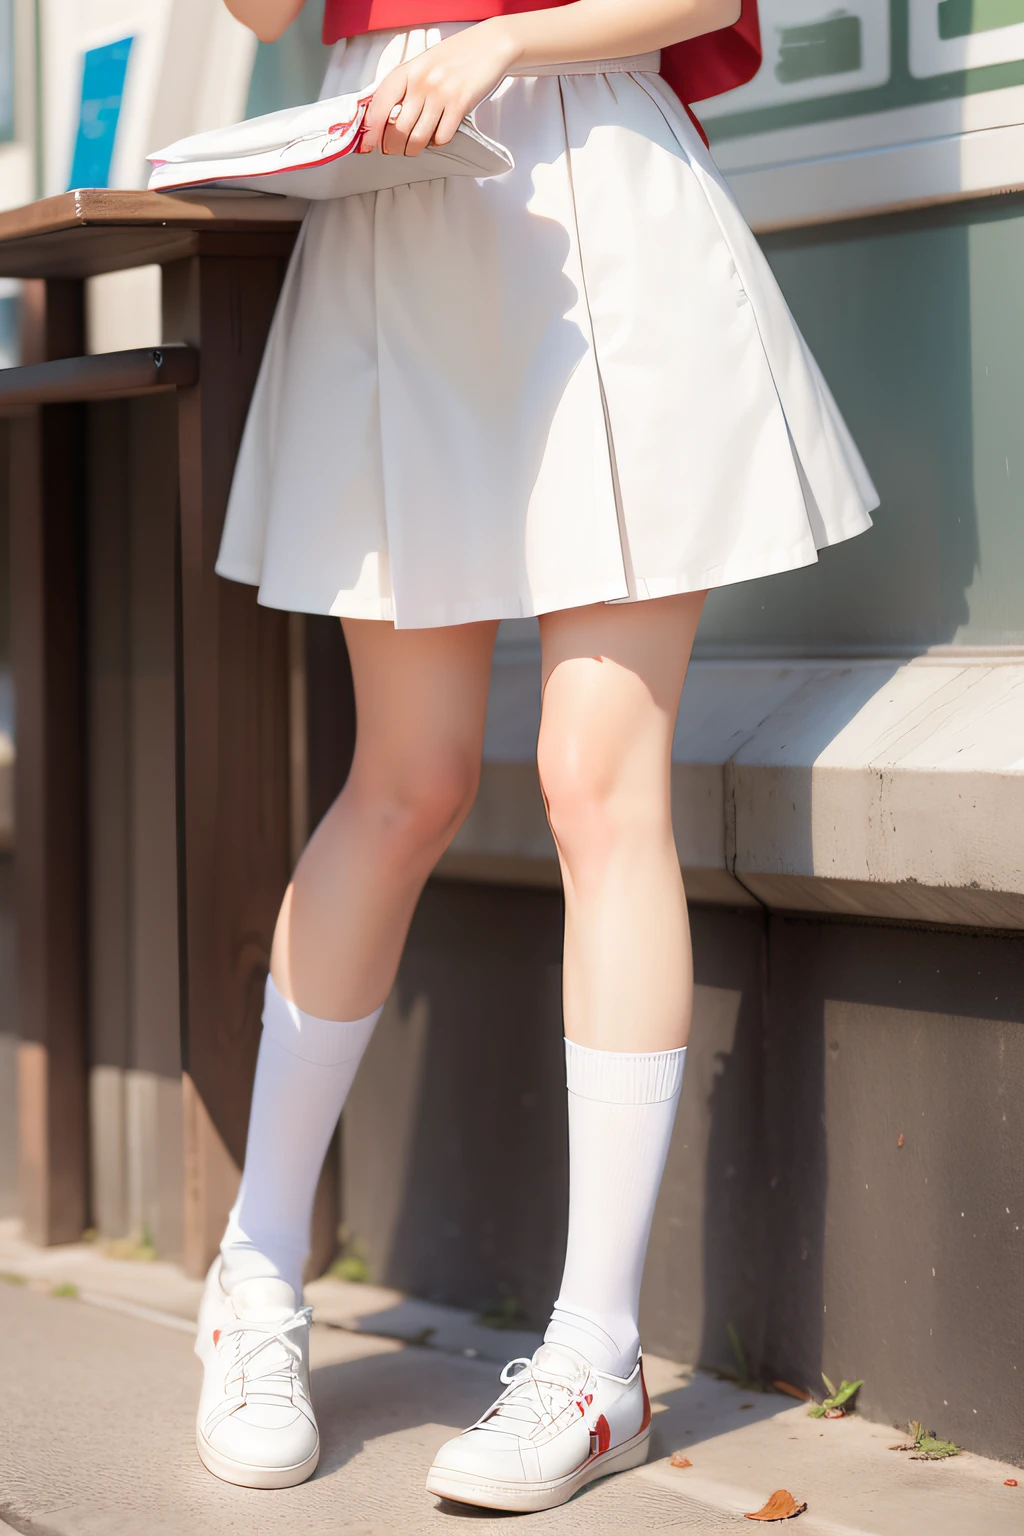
[221,617,497,1299]
[426,592,708,1507]
[535,591,705,1377]
[271,616,498,1019]
[537,592,705,1053]
[203,618,497,1488]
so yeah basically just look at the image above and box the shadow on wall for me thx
[760,917,1024,1465]
[343,881,570,1323]
[640,906,768,1387]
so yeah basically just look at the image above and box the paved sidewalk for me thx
[0,1226,1019,1536]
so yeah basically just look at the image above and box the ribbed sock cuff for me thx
[564,1038,686,1104]
[261,975,382,1066]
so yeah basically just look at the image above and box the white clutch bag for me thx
[147,90,513,198]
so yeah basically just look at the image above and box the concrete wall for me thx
[754,917,1022,1466]
[344,879,1024,1466]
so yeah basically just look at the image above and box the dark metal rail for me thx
[0,343,199,407]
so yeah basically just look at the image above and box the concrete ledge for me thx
[439,655,1024,929]
[3,657,1021,926]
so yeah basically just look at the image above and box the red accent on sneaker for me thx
[212,1329,221,1345]
[639,1363,652,1432]
[594,1414,612,1455]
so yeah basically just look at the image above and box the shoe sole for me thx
[425,1425,650,1512]
[196,1426,320,1490]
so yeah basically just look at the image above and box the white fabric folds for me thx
[147,90,512,198]
[217,25,878,629]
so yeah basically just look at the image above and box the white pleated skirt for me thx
[217,25,878,629]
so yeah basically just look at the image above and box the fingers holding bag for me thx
[359,23,517,155]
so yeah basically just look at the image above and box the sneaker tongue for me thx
[231,1277,298,1322]
[531,1342,590,1387]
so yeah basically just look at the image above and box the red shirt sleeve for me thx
[661,0,761,106]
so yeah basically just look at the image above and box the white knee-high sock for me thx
[220,977,382,1297]
[544,1039,686,1377]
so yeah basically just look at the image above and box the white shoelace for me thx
[206,1307,314,1432]
[477,1353,596,1442]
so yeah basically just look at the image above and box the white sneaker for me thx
[425,1342,651,1512]
[194,1259,320,1489]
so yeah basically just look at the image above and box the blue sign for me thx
[68,36,134,190]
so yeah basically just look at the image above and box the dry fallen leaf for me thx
[670,1452,693,1469]
[824,1407,846,1419]
[897,1133,905,1147]
[889,1440,916,1452]
[1004,1479,1018,1487]
[745,1489,807,1521]
[773,1381,811,1403]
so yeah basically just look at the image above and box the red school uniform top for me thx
[321,0,762,122]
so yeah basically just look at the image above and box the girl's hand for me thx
[359,21,519,157]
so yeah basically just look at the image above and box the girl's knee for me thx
[539,728,619,861]
[349,747,480,859]
[537,717,670,878]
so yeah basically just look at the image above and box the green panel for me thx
[776,15,863,84]
[699,197,1024,654]
[245,3,332,118]
[939,0,1024,40]
[708,0,1024,143]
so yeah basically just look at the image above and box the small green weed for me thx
[809,1372,864,1418]
[0,1271,27,1286]
[51,1282,79,1299]
[890,1421,962,1460]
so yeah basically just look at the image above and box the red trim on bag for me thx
[150,97,373,192]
